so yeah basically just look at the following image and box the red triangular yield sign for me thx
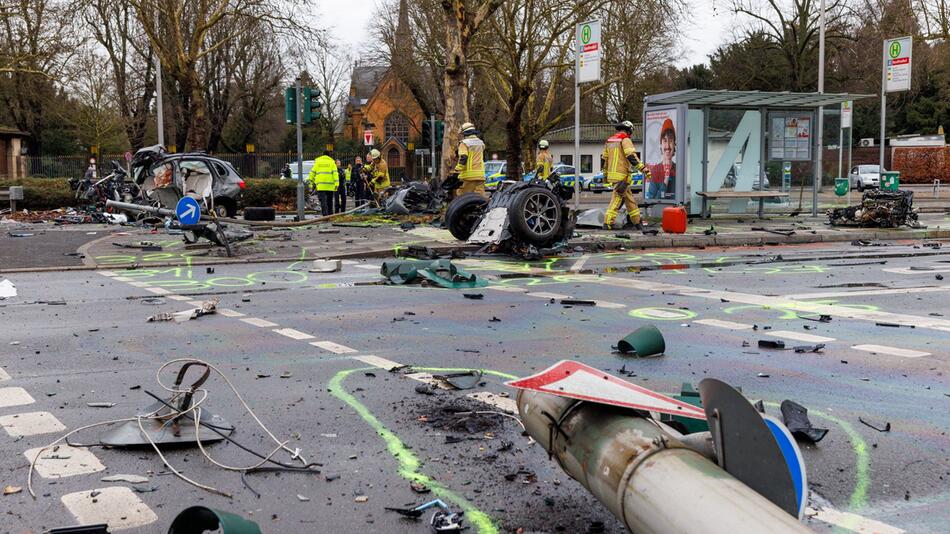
[506,360,706,420]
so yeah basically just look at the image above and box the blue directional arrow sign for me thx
[175,197,201,225]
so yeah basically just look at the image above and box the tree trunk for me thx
[505,84,527,180]
[440,32,468,181]
[186,67,209,151]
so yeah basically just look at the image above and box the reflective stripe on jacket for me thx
[455,136,486,181]
[602,133,637,184]
[370,159,390,190]
[536,150,553,179]
[308,155,338,191]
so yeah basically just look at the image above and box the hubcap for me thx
[523,192,558,234]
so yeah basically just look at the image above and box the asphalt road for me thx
[1,240,948,533]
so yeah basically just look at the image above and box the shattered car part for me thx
[384,182,443,214]
[431,510,465,533]
[828,189,920,228]
[167,506,262,534]
[48,525,110,534]
[433,370,483,390]
[309,259,342,273]
[616,325,666,357]
[780,400,828,443]
[147,299,218,323]
[0,279,16,299]
[380,259,484,289]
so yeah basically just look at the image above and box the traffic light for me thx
[302,88,322,124]
[284,87,296,124]
[435,120,444,143]
[311,88,322,120]
[421,121,431,147]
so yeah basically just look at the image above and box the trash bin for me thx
[834,178,849,196]
[881,171,900,191]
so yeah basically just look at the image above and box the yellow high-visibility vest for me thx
[536,150,553,179]
[602,133,637,183]
[456,136,486,181]
[308,155,338,191]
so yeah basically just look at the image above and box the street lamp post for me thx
[813,0,826,217]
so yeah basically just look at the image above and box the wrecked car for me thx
[384,181,443,214]
[444,173,573,250]
[131,145,245,217]
[828,189,920,228]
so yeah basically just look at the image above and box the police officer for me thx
[367,148,390,197]
[307,151,338,216]
[453,122,486,197]
[535,139,553,180]
[602,120,650,230]
[351,156,368,204]
[334,159,346,213]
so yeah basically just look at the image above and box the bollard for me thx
[517,389,810,533]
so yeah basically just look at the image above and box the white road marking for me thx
[883,266,950,275]
[593,300,626,309]
[785,285,950,300]
[112,276,134,282]
[0,367,9,381]
[144,287,171,295]
[97,271,118,277]
[61,486,158,530]
[352,355,402,370]
[466,391,518,413]
[766,330,836,343]
[166,295,192,301]
[485,286,528,293]
[354,263,381,270]
[569,254,591,272]
[341,260,358,265]
[526,292,571,300]
[0,387,35,408]
[127,282,152,288]
[694,319,754,330]
[185,300,207,307]
[0,411,66,437]
[274,328,315,340]
[852,344,931,358]
[807,506,905,534]
[240,317,278,328]
[310,341,357,354]
[26,445,105,478]
[217,308,246,318]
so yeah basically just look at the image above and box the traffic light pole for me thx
[430,114,436,179]
[295,78,305,221]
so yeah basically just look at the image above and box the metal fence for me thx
[18,152,408,182]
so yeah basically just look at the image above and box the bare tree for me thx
[918,0,950,39]
[439,0,505,178]
[128,0,306,150]
[309,47,353,146]
[225,33,285,151]
[80,0,155,150]
[69,48,124,152]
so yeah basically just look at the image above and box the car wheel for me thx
[213,198,237,218]
[857,183,864,192]
[508,187,563,247]
[445,193,489,241]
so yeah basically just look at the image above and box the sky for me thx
[317,0,736,68]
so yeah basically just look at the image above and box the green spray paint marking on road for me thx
[329,367,499,534]
[765,402,870,511]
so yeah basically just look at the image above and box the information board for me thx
[769,112,812,161]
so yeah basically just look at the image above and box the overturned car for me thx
[444,174,574,251]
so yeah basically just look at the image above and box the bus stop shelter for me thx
[639,89,873,217]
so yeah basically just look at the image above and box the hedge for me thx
[0,177,77,210]
[892,147,950,183]
[241,178,298,208]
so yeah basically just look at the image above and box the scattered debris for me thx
[829,189,920,228]
[752,227,795,237]
[798,313,832,323]
[415,384,436,396]
[875,322,913,328]
[297,494,310,502]
[354,495,369,503]
[433,370,483,390]
[780,400,829,443]
[3,485,22,495]
[167,505,261,533]
[380,259,483,289]
[147,299,218,323]
[86,402,116,408]
[858,416,891,433]
[0,279,17,300]
[616,325,665,357]
[793,344,825,353]
[100,474,150,484]
[48,524,110,533]
[140,297,166,305]
[756,373,770,378]
[410,481,430,494]
[561,299,596,306]
[112,240,163,251]
[463,293,484,300]
[758,340,785,349]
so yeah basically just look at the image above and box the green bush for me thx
[0,177,77,210]
[241,178,298,207]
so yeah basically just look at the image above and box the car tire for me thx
[857,183,864,192]
[445,193,489,241]
[508,187,563,247]
[244,206,276,221]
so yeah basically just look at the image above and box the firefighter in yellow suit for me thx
[535,139,553,180]
[602,121,650,230]
[366,148,390,194]
[453,122,486,197]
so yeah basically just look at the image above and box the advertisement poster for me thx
[768,112,812,161]
[643,108,678,200]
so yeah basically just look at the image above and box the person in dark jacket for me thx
[351,156,367,205]
[334,159,346,213]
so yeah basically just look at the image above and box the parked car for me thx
[284,160,314,182]
[849,165,883,191]
[131,146,245,217]
[524,163,584,188]
[586,171,645,193]
[724,163,771,189]
[484,160,507,190]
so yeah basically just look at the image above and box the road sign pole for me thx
[430,113,436,179]
[879,40,887,172]
[574,70,580,211]
[295,78,305,222]
[813,0,825,216]
[517,389,811,533]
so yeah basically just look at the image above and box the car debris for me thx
[828,189,920,228]
[380,259,483,289]
[462,293,484,300]
[0,279,16,300]
[112,240,163,251]
[780,400,829,443]
[86,402,116,408]
[758,340,786,349]
[382,181,444,215]
[793,344,825,353]
[410,481,430,494]
[100,474,150,484]
[309,259,342,273]
[167,505,262,534]
[858,416,891,432]
[432,370,484,390]
[561,298,596,306]
[147,299,218,322]
[3,485,22,495]
[48,524,110,534]
[386,498,464,532]
[616,325,666,357]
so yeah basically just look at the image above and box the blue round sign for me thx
[175,197,201,225]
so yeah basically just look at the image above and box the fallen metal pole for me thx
[105,200,370,228]
[517,389,810,533]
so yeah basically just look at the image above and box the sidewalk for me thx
[1,212,948,272]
